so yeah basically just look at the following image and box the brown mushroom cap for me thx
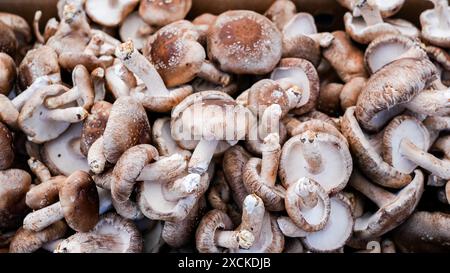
[322,31,367,83]
[355,58,437,132]
[340,77,366,111]
[341,107,412,188]
[223,145,251,208]
[279,130,352,194]
[271,58,320,115]
[0,53,16,96]
[102,96,151,164]
[55,212,143,253]
[0,121,13,170]
[80,101,111,157]
[351,169,424,240]
[318,82,344,116]
[0,12,32,48]
[0,21,17,57]
[85,0,139,27]
[9,221,67,253]
[207,10,282,75]
[392,211,450,253]
[0,169,31,230]
[139,0,192,27]
[59,170,99,232]
[195,209,234,253]
[18,46,60,90]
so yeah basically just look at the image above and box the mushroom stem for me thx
[354,0,383,26]
[240,194,265,238]
[136,154,187,182]
[92,68,106,102]
[399,139,450,179]
[259,104,282,140]
[44,107,88,123]
[12,75,61,110]
[23,202,63,232]
[84,34,104,56]
[308,32,334,48]
[282,116,302,136]
[45,87,80,109]
[28,157,51,182]
[431,0,450,30]
[188,139,219,175]
[162,173,201,202]
[260,133,281,186]
[88,136,107,174]
[349,170,396,208]
[214,229,254,249]
[301,131,324,175]
[406,88,450,116]
[197,61,231,87]
[33,10,45,44]
[115,40,169,97]
[294,178,319,208]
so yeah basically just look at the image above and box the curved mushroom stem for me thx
[294,178,319,208]
[23,202,63,232]
[12,74,61,110]
[44,18,59,41]
[406,88,450,116]
[28,157,51,182]
[349,170,396,208]
[300,131,324,175]
[214,229,254,249]
[92,68,106,102]
[308,32,334,48]
[259,104,282,140]
[260,133,281,186]
[356,241,381,253]
[240,194,266,237]
[45,87,80,108]
[44,107,88,122]
[197,61,231,87]
[399,139,450,179]
[430,0,450,30]
[33,10,45,44]
[115,40,169,97]
[162,173,201,202]
[84,34,104,56]
[188,139,219,175]
[278,80,304,109]
[88,136,107,174]
[137,154,187,182]
[354,0,383,26]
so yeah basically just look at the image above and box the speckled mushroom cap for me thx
[41,123,89,176]
[0,21,17,57]
[18,85,86,144]
[353,170,424,240]
[382,115,430,174]
[355,58,437,132]
[195,209,235,253]
[341,107,412,188]
[0,121,13,170]
[139,0,192,26]
[85,0,138,27]
[103,96,151,164]
[337,0,405,18]
[19,46,59,89]
[207,10,282,75]
[0,169,31,230]
[420,0,450,48]
[144,20,205,87]
[9,221,67,253]
[111,144,159,203]
[60,170,99,232]
[364,35,423,74]
[279,130,352,194]
[55,212,143,253]
[0,53,16,95]
[80,101,112,157]
[270,58,320,115]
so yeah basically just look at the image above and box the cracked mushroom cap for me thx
[207,10,282,75]
[382,115,430,174]
[353,170,424,240]
[355,58,437,132]
[270,58,320,115]
[80,101,112,156]
[60,171,99,232]
[85,0,139,27]
[364,35,424,74]
[102,96,151,164]
[41,123,89,176]
[279,130,353,194]
[18,46,60,90]
[392,211,450,253]
[139,0,192,27]
[0,169,31,230]
[119,12,153,51]
[337,0,405,18]
[0,53,16,96]
[420,0,450,48]
[9,221,67,253]
[18,85,88,144]
[55,212,143,253]
[0,121,13,170]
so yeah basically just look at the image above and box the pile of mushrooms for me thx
[0,0,449,253]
